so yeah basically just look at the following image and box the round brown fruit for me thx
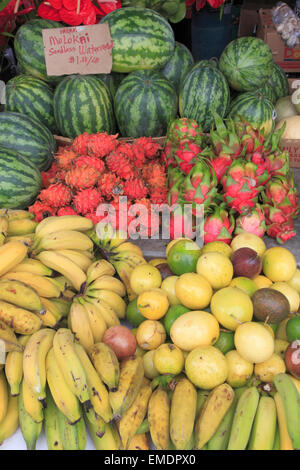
[155,263,174,280]
[231,247,262,279]
[252,288,290,324]
[103,326,137,360]
[285,339,300,379]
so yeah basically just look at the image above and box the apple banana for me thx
[54,249,93,272]
[18,382,43,450]
[44,388,64,450]
[57,406,86,450]
[170,377,197,450]
[35,215,93,239]
[88,276,126,297]
[1,272,62,298]
[5,335,30,396]
[0,318,24,352]
[88,342,120,391]
[0,279,45,313]
[12,258,53,277]
[274,392,294,450]
[0,370,8,423]
[7,218,37,237]
[127,433,150,451]
[85,418,122,450]
[86,289,126,319]
[86,259,115,285]
[0,393,19,444]
[33,230,94,253]
[79,299,107,343]
[0,215,8,246]
[22,378,44,424]
[0,241,28,276]
[148,386,170,450]
[0,209,33,221]
[68,302,94,351]
[248,396,277,450]
[85,297,120,327]
[0,300,42,335]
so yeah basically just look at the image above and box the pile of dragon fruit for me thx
[162,116,299,244]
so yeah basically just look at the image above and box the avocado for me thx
[252,288,290,324]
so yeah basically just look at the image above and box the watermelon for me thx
[160,41,194,93]
[114,70,178,138]
[269,63,290,102]
[14,19,63,85]
[219,37,274,92]
[100,7,175,72]
[240,82,276,105]
[229,91,276,136]
[0,146,42,209]
[5,75,57,133]
[95,72,127,98]
[0,112,56,171]
[179,65,230,132]
[53,74,116,139]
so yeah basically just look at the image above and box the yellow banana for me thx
[0,370,8,423]
[1,271,62,298]
[274,392,294,450]
[0,241,28,276]
[0,209,33,221]
[112,260,138,301]
[23,328,55,402]
[86,419,122,450]
[12,258,53,277]
[35,215,93,239]
[0,300,41,335]
[0,393,19,444]
[79,298,107,343]
[53,328,91,406]
[0,279,44,313]
[49,297,71,318]
[18,382,42,450]
[5,335,30,396]
[47,275,73,293]
[170,377,197,450]
[44,388,64,450]
[33,230,94,253]
[86,259,115,285]
[87,289,126,319]
[0,318,24,352]
[0,215,8,246]
[7,219,37,237]
[39,297,64,328]
[21,378,44,424]
[57,406,86,450]
[118,378,152,449]
[88,342,120,391]
[195,383,235,450]
[74,343,113,423]
[5,233,35,246]
[85,297,120,327]
[69,302,94,351]
[88,275,126,297]
[127,433,150,450]
[148,258,167,267]
[113,242,144,257]
[148,386,170,450]
[109,356,144,419]
[45,347,82,424]
[248,396,277,450]
[54,249,93,272]
[98,226,128,251]
[35,251,87,292]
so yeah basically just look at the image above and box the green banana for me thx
[196,390,210,418]
[57,408,86,450]
[227,386,260,450]
[18,383,42,450]
[85,417,122,450]
[273,373,300,450]
[248,396,277,450]
[273,426,281,450]
[136,418,149,435]
[44,389,64,450]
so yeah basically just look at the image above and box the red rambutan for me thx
[134,137,162,159]
[41,162,59,188]
[106,152,137,180]
[57,206,78,216]
[74,155,105,173]
[39,183,72,207]
[65,166,100,190]
[86,132,119,157]
[123,178,148,200]
[98,173,123,198]
[55,146,78,170]
[72,132,91,154]
[73,188,103,215]
[28,200,57,222]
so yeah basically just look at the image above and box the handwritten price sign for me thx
[42,24,113,76]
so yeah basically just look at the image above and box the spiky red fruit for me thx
[134,137,162,159]
[65,166,100,190]
[74,155,105,173]
[85,132,119,157]
[106,152,137,180]
[39,183,72,207]
[123,178,148,200]
[57,206,78,216]
[41,162,59,188]
[73,188,103,215]
[28,200,57,222]
[55,146,78,170]
[98,173,123,198]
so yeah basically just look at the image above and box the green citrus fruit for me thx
[214,330,235,355]
[163,304,190,336]
[286,315,300,342]
[126,298,145,327]
[167,239,202,275]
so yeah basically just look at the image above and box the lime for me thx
[126,298,145,327]
[167,239,201,276]
[163,304,190,336]
[286,315,300,341]
[214,330,235,355]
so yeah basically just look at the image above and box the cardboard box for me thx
[238,1,277,38]
[257,9,300,73]
[281,140,300,168]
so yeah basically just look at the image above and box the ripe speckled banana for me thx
[0,393,19,444]
[0,279,44,313]
[12,258,53,277]
[18,382,42,450]
[53,328,90,406]
[45,347,82,425]
[78,298,106,343]
[109,356,144,419]
[85,297,120,328]
[0,215,8,246]
[86,259,115,286]
[0,209,33,221]
[21,378,44,424]
[68,302,94,351]
[39,298,64,328]
[0,318,24,352]
[57,405,86,450]
[148,386,170,450]
[36,251,87,292]
[88,342,120,391]
[7,218,37,237]
[35,215,93,239]
[248,396,277,450]
[87,289,126,319]
[85,418,122,451]
[118,378,152,449]
[1,272,62,299]
[170,377,197,450]
[5,335,30,396]
[0,370,8,423]
[88,276,126,297]
[33,230,94,254]
[0,241,28,276]
[127,433,150,451]
[54,250,93,272]
[23,328,55,402]
[195,383,235,450]
[0,300,42,335]
[44,388,64,450]
[274,392,294,450]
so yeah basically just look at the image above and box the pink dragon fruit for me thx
[161,138,176,169]
[235,120,264,155]
[167,117,200,144]
[204,205,235,245]
[174,140,203,175]
[245,151,271,185]
[234,204,266,238]
[182,160,218,210]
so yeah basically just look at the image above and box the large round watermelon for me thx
[114,70,178,138]
[160,41,194,93]
[268,63,290,102]
[14,19,63,85]
[5,75,57,133]
[0,112,56,171]
[95,72,127,99]
[53,75,116,139]
[219,37,274,92]
[0,146,42,209]
[179,64,230,132]
[229,91,276,136]
[100,7,175,72]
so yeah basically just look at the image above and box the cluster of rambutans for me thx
[29,132,168,235]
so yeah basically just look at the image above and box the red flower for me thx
[186,0,225,19]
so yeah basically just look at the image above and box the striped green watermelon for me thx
[219,37,274,92]
[114,70,178,138]
[160,41,194,93]
[240,82,276,105]
[95,72,127,98]
[5,75,57,133]
[269,63,290,102]
[229,91,276,136]
[0,146,42,209]
[53,74,116,139]
[14,19,63,86]
[0,112,56,171]
[100,7,175,72]
[179,65,230,132]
